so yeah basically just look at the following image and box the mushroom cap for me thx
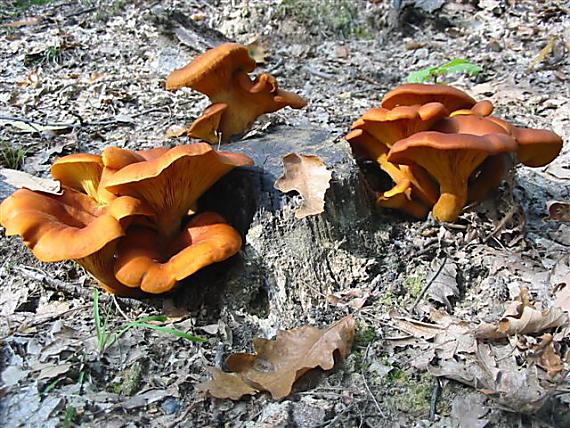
[104,143,253,236]
[389,131,518,164]
[0,188,153,262]
[381,83,476,111]
[165,43,256,94]
[354,102,449,148]
[101,146,147,169]
[485,117,563,167]
[219,72,306,143]
[187,103,227,142]
[432,114,510,136]
[388,131,518,222]
[51,153,103,202]
[449,100,494,117]
[189,73,307,143]
[510,127,563,167]
[114,212,242,294]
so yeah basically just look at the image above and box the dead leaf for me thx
[197,368,258,400]
[37,363,71,380]
[528,35,557,71]
[16,70,41,89]
[429,342,550,413]
[326,288,369,309]
[546,201,570,222]
[274,153,332,219]
[198,316,355,400]
[246,37,267,64]
[476,288,568,340]
[335,46,349,59]
[1,168,61,196]
[390,309,476,361]
[0,118,75,134]
[449,393,489,428]
[428,259,459,308]
[554,285,570,313]
[165,124,188,138]
[529,334,564,378]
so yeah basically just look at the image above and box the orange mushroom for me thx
[104,143,253,239]
[353,102,449,149]
[166,43,307,143]
[485,117,563,167]
[345,128,436,218]
[381,83,476,111]
[114,212,242,294]
[450,99,494,117]
[51,153,106,203]
[388,131,518,222]
[0,187,154,295]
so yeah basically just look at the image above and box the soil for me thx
[0,1,569,427]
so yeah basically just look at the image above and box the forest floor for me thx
[0,0,569,427]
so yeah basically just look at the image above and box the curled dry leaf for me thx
[389,304,570,412]
[529,334,564,378]
[546,200,570,222]
[326,288,370,309]
[476,288,569,340]
[274,153,332,219]
[197,315,355,400]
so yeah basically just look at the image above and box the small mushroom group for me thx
[0,144,253,296]
[346,83,563,222]
[166,43,307,144]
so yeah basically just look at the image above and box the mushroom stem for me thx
[157,214,183,241]
[432,182,468,222]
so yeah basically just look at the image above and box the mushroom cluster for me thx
[346,83,563,222]
[0,144,253,296]
[166,43,307,144]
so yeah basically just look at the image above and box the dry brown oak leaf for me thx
[274,153,332,219]
[476,288,568,340]
[198,315,355,400]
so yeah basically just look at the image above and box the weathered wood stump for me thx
[196,126,391,324]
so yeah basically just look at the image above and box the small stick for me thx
[429,377,441,420]
[363,372,385,418]
[410,256,448,314]
[112,295,131,322]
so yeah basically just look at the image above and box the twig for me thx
[13,265,100,302]
[112,296,131,322]
[303,65,334,79]
[0,115,74,132]
[362,372,385,418]
[482,206,517,243]
[64,7,97,19]
[409,256,448,314]
[429,377,441,420]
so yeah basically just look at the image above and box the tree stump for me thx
[198,126,391,324]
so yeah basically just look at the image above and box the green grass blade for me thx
[129,322,207,343]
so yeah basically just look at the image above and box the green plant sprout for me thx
[1,141,28,169]
[406,59,482,84]
[93,289,206,354]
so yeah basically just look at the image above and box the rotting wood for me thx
[192,126,390,323]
